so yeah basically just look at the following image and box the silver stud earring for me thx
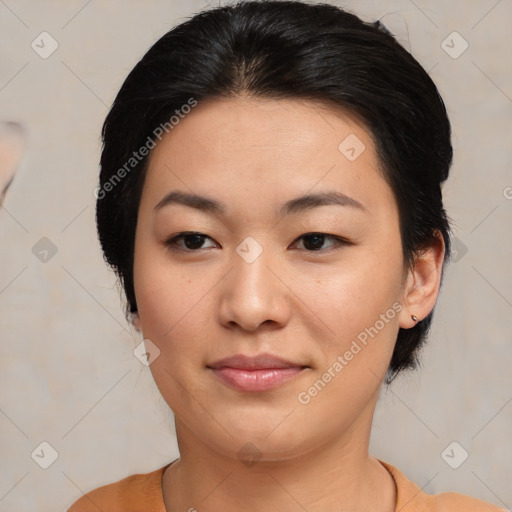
[411,315,419,322]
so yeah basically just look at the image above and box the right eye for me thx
[164,232,218,252]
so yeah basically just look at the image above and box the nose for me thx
[218,247,291,332]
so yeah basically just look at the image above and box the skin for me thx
[132,96,445,512]
[0,122,25,207]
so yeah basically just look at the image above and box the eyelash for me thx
[164,231,352,253]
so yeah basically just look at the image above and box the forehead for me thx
[141,96,395,220]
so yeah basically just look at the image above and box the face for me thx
[133,96,410,461]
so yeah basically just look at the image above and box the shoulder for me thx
[433,491,507,511]
[66,464,170,512]
[377,459,506,512]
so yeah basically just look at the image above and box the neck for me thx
[162,395,396,512]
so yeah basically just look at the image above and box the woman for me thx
[68,1,504,510]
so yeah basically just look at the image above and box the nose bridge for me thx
[234,238,273,296]
[219,235,288,330]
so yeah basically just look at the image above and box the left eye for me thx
[292,232,348,252]
[165,232,349,252]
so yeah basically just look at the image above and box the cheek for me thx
[304,241,404,362]
[133,252,212,412]
[309,249,402,318]
[133,246,215,361]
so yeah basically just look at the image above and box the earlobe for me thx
[399,231,445,329]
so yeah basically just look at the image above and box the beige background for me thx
[0,1,511,510]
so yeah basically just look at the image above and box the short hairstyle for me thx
[96,0,453,383]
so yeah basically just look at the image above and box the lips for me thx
[207,353,308,392]
[208,353,305,370]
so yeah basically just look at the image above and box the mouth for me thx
[207,353,309,392]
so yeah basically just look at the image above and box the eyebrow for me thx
[153,190,366,217]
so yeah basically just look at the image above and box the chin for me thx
[198,413,318,460]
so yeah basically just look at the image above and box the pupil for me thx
[304,234,324,250]
[185,235,204,249]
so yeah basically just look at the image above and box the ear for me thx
[398,230,446,329]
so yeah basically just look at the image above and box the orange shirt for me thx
[67,458,505,511]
